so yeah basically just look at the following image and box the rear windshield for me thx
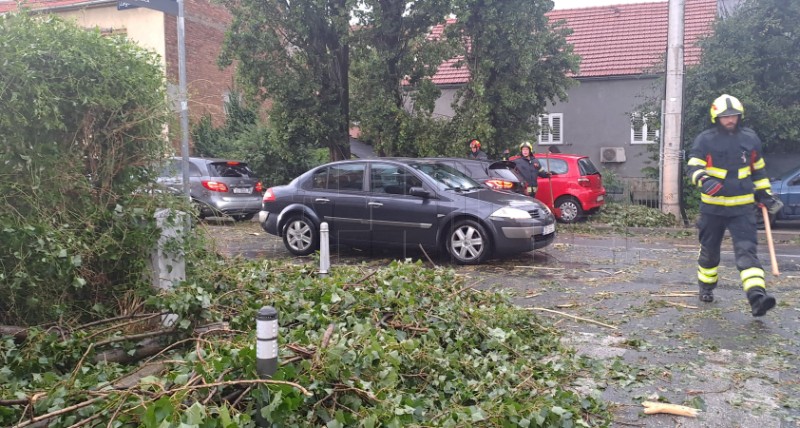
[489,167,522,182]
[209,162,254,178]
[578,158,600,175]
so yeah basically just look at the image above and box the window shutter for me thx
[551,115,562,143]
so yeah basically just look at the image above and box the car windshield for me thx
[409,162,483,191]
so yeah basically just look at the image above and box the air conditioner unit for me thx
[601,147,626,163]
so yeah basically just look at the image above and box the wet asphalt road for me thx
[202,219,800,427]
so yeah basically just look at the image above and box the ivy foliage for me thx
[0,13,179,325]
[683,0,800,153]
[446,0,580,158]
[0,261,611,427]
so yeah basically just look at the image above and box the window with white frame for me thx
[538,113,563,145]
[631,112,659,144]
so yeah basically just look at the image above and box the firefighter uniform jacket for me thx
[686,126,772,217]
[510,155,548,189]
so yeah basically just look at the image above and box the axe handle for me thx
[761,204,780,276]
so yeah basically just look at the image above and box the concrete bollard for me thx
[150,209,190,328]
[319,222,330,276]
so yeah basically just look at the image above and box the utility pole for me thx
[177,0,191,200]
[661,0,684,219]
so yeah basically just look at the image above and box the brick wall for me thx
[164,0,235,131]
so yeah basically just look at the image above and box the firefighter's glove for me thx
[756,190,783,216]
[699,176,723,196]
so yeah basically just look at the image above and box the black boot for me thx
[698,283,715,303]
[746,287,776,317]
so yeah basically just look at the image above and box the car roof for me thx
[535,153,587,160]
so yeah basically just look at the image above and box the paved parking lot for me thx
[203,219,800,427]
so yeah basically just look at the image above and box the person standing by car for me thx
[467,139,488,160]
[686,94,783,316]
[510,141,550,198]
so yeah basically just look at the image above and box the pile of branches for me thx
[0,260,611,427]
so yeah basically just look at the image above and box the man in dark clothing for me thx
[467,139,488,160]
[510,141,550,198]
[686,94,783,317]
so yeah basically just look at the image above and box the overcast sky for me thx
[553,0,663,9]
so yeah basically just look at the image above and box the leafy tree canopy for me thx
[349,0,455,157]
[447,0,580,158]
[683,0,800,153]
[218,0,352,161]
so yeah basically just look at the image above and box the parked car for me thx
[157,157,263,221]
[435,158,529,195]
[258,158,556,264]
[533,153,606,223]
[759,164,800,227]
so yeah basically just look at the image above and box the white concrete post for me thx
[150,209,190,327]
[319,222,330,276]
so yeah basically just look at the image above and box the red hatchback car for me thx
[533,153,606,223]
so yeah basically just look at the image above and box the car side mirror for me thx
[408,187,430,198]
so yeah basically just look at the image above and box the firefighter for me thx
[467,139,488,160]
[686,94,783,316]
[510,141,550,198]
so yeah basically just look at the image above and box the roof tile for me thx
[430,0,717,85]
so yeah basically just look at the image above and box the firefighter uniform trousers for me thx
[696,211,765,293]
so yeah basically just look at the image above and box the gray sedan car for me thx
[158,157,263,221]
[258,158,556,264]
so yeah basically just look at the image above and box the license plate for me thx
[233,187,252,194]
[597,195,604,201]
[543,223,555,235]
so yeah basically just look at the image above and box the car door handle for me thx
[315,198,330,203]
[368,201,383,207]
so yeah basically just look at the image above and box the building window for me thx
[631,112,659,144]
[538,113,563,145]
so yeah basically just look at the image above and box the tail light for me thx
[255,181,264,192]
[578,177,590,188]
[485,179,515,190]
[202,180,229,192]
[263,188,276,202]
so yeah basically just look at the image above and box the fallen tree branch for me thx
[662,301,698,310]
[167,378,312,397]
[418,244,438,269]
[94,328,177,347]
[12,396,105,428]
[0,325,28,341]
[527,307,618,330]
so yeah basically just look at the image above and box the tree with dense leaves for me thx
[349,0,455,157]
[218,0,352,161]
[446,0,579,157]
[682,0,800,154]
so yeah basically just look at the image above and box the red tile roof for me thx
[430,0,717,85]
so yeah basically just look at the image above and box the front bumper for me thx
[489,217,557,254]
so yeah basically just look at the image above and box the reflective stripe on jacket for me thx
[686,126,771,216]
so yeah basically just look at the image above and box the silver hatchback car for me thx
[158,157,263,221]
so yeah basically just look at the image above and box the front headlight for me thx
[490,206,531,219]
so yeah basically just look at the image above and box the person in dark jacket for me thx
[467,139,488,160]
[509,141,550,198]
[686,94,783,316]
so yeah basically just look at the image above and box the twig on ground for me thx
[527,307,617,330]
[662,301,698,309]
[418,244,438,269]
